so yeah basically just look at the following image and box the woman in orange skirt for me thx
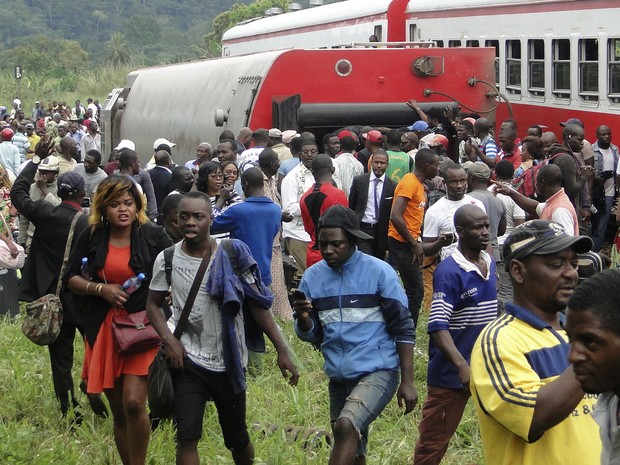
[67,175,172,465]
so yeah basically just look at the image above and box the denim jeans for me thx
[592,195,615,252]
[388,237,424,329]
[329,370,399,457]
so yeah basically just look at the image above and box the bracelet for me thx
[96,283,103,296]
[86,282,92,295]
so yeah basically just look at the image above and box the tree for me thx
[92,10,109,28]
[105,33,131,67]
[204,0,290,46]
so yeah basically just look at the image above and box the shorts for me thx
[173,357,250,451]
[329,370,399,457]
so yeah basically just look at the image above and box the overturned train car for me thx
[100,46,496,165]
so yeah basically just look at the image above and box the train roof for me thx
[406,0,587,12]
[222,0,392,41]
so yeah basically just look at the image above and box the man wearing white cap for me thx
[147,138,176,169]
[18,155,61,252]
[269,128,293,161]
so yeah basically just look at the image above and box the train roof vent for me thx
[288,3,302,11]
[265,7,283,16]
[309,0,324,6]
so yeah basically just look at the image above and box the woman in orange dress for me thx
[67,175,172,465]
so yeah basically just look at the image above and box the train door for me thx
[224,75,263,130]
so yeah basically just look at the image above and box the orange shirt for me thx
[388,173,426,243]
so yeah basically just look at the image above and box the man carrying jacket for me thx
[294,205,417,465]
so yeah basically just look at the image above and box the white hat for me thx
[38,156,60,172]
[153,138,176,150]
[115,139,135,151]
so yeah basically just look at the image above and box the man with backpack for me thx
[146,191,298,465]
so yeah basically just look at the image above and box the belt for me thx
[360,222,378,229]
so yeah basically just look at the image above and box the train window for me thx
[579,39,598,101]
[435,40,444,48]
[374,25,383,42]
[506,40,521,94]
[528,39,545,96]
[409,24,418,42]
[608,39,620,101]
[552,39,570,98]
[486,40,500,83]
[449,40,461,48]
[466,40,479,47]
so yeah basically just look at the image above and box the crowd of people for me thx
[0,95,619,465]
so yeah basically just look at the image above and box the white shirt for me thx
[281,163,314,242]
[593,392,620,465]
[80,133,101,156]
[423,194,486,260]
[238,147,264,172]
[362,172,384,224]
[488,184,526,246]
[150,243,248,371]
[333,152,363,198]
[536,202,576,236]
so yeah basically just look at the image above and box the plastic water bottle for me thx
[121,273,145,295]
[81,257,89,280]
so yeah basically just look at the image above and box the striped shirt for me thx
[427,248,497,388]
[470,303,601,465]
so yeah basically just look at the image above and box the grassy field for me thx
[0,312,483,465]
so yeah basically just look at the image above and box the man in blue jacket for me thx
[294,204,417,465]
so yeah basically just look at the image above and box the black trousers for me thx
[358,222,387,260]
[388,237,424,329]
[48,319,84,415]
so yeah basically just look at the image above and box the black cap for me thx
[318,205,372,240]
[57,171,85,197]
[502,220,592,271]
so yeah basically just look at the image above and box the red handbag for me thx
[112,310,161,354]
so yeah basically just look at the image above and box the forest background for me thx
[0,0,337,107]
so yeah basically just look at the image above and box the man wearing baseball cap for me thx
[0,128,20,176]
[294,205,417,465]
[11,140,107,421]
[470,220,600,465]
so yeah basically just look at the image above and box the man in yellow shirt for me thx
[470,220,601,465]
[25,123,40,159]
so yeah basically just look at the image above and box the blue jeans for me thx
[388,237,423,328]
[329,370,399,457]
[592,195,615,252]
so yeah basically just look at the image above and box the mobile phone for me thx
[293,289,306,301]
[81,197,91,208]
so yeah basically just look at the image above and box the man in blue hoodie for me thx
[294,204,417,465]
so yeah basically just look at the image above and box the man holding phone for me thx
[294,205,417,465]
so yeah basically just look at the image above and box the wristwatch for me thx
[31,155,41,165]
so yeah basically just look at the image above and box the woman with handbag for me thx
[67,175,172,465]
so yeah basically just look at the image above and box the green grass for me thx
[0,312,483,465]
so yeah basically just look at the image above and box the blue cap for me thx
[137,273,146,280]
[408,120,429,132]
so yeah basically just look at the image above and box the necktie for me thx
[373,177,381,220]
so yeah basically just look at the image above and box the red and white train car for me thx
[222,0,620,139]
[221,0,409,57]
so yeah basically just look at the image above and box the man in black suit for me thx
[348,150,395,260]
[148,150,174,215]
[11,140,104,420]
